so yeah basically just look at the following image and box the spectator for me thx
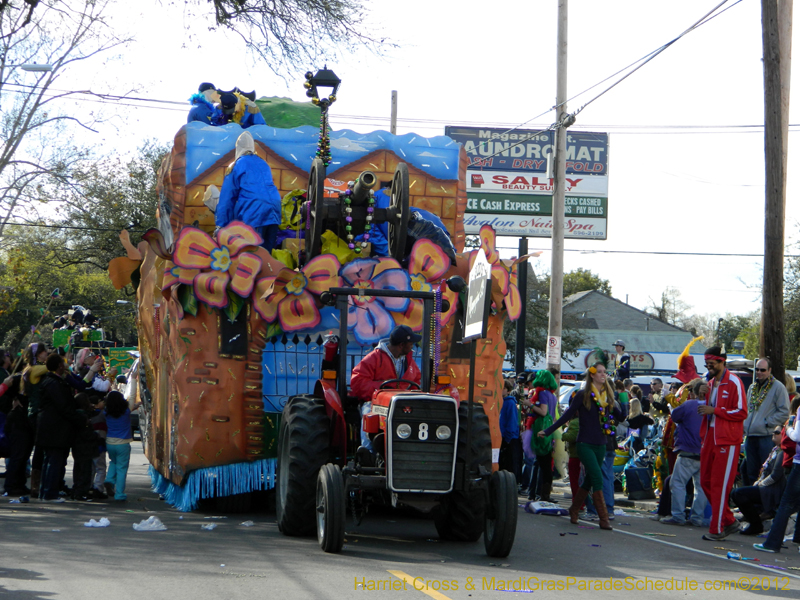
[528,370,558,502]
[698,345,747,541]
[104,391,133,502]
[499,379,521,482]
[561,412,586,514]
[616,380,629,418]
[0,348,12,380]
[630,384,649,414]
[0,373,25,496]
[786,374,798,405]
[780,397,800,474]
[89,396,108,499]
[753,400,800,553]
[732,426,785,535]
[518,374,535,496]
[70,393,99,501]
[649,378,670,418]
[742,358,789,486]
[612,340,631,381]
[21,342,49,496]
[541,362,622,530]
[37,354,85,502]
[661,379,708,526]
[626,399,654,453]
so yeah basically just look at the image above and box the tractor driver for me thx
[350,325,422,452]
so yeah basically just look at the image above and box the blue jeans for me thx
[40,447,69,500]
[601,448,615,510]
[763,463,800,551]
[106,443,131,501]
[670,454,707,525]
[743,436,775,486]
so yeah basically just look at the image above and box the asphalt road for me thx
[2,444,799,599]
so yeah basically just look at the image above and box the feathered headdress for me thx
[675,335,704,383]
[588,347,609,373]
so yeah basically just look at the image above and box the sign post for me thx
[463,248,493,472]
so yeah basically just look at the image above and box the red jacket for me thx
[700,369,747,446]
[350,346,421,402]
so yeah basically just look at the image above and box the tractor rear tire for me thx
[434,402,492,542]
[484,470,518,557]
[276,395,330,536]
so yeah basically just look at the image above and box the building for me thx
[522,290,712,376]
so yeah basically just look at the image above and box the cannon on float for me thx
[302,159,410,263]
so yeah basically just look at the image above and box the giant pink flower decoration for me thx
[170,222,263,308]
[340,257,411,345]
[253,254,341,332]
[470,224,521,321]
[394,239,452,331]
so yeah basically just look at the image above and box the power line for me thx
[5,220,796,260]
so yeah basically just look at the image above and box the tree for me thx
[785,249,800,371]
[503,267,596,366]
[646,287,693,330]
[0,140,166,351]
[0,0,131,239]
[48,139,168,269]
[537,267,612,300]
[4,0,391,76]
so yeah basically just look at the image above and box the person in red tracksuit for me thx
[698,345,747,540]
[350,325,422,457]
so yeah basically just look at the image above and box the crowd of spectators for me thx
[0,344,135,503]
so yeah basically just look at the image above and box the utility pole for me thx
[515,236,528,375]
[546,0,569,376]
[760,0,792,384]
[390,90,398,135]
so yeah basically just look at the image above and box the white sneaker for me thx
[43,498,65,504]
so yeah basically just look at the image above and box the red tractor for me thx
[275,285,517,557]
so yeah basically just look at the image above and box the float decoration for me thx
[254,253,341,332]
[340,257,411,345]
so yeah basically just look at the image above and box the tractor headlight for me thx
[396,423,412,439]
[436,425,452,440]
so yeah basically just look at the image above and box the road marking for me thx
[574,518,800,580]
[388,570,454,600]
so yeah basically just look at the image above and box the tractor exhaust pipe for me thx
[351,171,377,203]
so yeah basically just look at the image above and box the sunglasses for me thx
[755,368,768,372]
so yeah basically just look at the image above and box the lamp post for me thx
[717,317,724,346]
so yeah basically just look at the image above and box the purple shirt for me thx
[671,399,703,454]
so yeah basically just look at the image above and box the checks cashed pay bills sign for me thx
[445,126,609,239]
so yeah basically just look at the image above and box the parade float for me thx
[108,72,529,537]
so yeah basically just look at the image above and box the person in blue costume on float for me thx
[216,131,282,252]
[187,82,221,124]
[214,92,266,129]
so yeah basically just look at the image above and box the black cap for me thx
[198,82,217,93]
[516,373,527,383]
[390,325,422,345]
[219,93,237,115]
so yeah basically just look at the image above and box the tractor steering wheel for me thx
[378,379,421,390]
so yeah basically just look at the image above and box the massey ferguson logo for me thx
[402,406,412,414]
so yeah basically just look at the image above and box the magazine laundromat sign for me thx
[445,126,609,174]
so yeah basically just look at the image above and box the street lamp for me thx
[304,66,341,107]
[717,317,724,345]
[5,63,54,72]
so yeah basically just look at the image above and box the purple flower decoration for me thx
[339,258,411,345]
